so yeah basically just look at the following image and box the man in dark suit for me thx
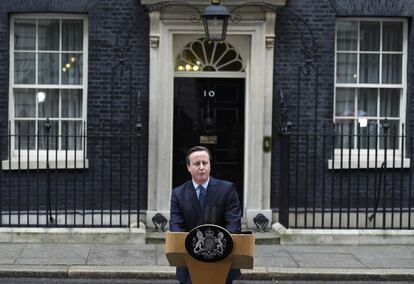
[170,146,242,284]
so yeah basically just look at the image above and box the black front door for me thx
[173,78,245,204]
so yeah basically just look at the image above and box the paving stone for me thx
[254,245,286,256]
[0,244,25,264]
[283,245,348,254]
[19,244,90,259]
[291,253,366,268]
[15,244,89,265]
[358,258,414,269]
[254,255,298,268]
[87,248,156,265]
[92,244,156,251]
[345,245,414,259]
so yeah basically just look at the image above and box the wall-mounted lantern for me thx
[202,0,230,41]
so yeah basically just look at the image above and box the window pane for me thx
[38,19,59,51]
[213,42,227,63]
[380,89,400,118]
[217,50,237,67]
[14,121,36,150]
[382,54,402,84]
[14,89,35,118]
[61,54,83,85]
[62,20,83,51]
[38,53,59,84]
[336,88,354,116]
[336,21,358,51]
[38,120,58,150]
[357,120,377,149]
[38,89,59,118]
[220,61,243,72]
[358,88,377,117]
[360,54,379,83]
[383,22,403,52]
[14,19,36,50]
[379,120,400,150]
[14,52,35,84]
[360,22,380,51]
[62,89,82,118]
[336,53,357,83]
[335,120,354,149]
[62,121,83,150]
[191,41,206,65]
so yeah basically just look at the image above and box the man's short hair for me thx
[185,146,211,165]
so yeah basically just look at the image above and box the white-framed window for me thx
[332,18,409,169]
[175,38,245,72]
[5,14,88,169]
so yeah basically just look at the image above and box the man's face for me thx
[187,150,211,185]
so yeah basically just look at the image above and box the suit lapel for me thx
[184,178,218,225]
[185,181,199,207]
[184,181,202,220]
[205,177,218,208]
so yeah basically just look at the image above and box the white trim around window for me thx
[332,17,409,169]
[4,14,88,170]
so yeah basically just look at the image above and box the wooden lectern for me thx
[165,231,255,284]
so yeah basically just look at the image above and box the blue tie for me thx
[198,185,206,208]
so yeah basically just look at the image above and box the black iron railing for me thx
[0,128,142,228]
[278,121,413,229]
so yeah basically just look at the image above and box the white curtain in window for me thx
[14,19,36,50]
[62,20,83,51]
[360,54,379,83]
[336,88,355,116]
[336,21,358,50]
[380,89,400,117]
[62,90,82,118]
[14,89,36,117]
[357,89,377,117]
[62,121,83,150]
[382,54,402,84]
[38,120,58,150]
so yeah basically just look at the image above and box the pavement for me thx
[0,240,414,281]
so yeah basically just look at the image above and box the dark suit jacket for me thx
[169,177,242,284]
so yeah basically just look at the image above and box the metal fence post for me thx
[278,91,291,228]
[44,118,54,225]
[135,91,142,228]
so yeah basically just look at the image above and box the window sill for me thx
[328,158,410,169]
[1,159,89,170]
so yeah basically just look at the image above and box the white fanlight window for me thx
[7,14,88,167]
[175,38,244,72]
[332,18,408,168]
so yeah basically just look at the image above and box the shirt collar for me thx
[192,178,210,190]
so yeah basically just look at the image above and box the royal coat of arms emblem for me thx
[185,224,233,263]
